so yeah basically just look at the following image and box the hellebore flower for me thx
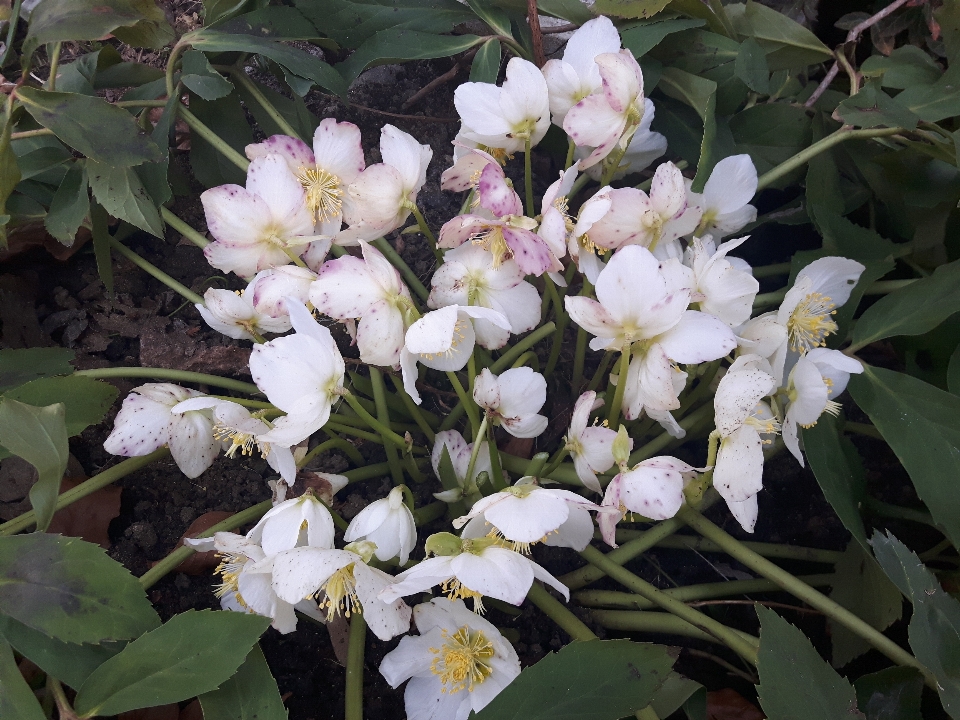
[564,391,625,493]
[247,265,317,320]
[472,367,548,439]
[690,155,758,238]
[344,486,418,565]
[578,99,667,181]
[246,491,339,555]
[431,430,493,503]
[670,235,760,328]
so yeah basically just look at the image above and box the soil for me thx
[1,3,949,718]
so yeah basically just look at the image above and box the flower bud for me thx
[612,425,632,467]
[425,532,463,557]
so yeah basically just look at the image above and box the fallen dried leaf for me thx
[707,688,765,720]
[47,475,122,549]
[119,704,180,720]
[172,511,234,575]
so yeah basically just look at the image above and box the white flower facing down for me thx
[250,299,346,446]
[197,283,294,342]
[246,491,339,555]
[379,533,569,611]
[431,430,493,503]
[455,57,551,154]
[201,153,321,277]
[565,391,625,493]
[472,367,548,439]
[690,155,758,238]
[271,542,412,641]
[380,598,520,720]
[578,99,667,181]
[344,486,418,565]
[247,265,317,321]
[103,383,218,479]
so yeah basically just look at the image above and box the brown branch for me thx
[541,22,578,34]
[527,0,546,68]
[318,93,459,123]
[401,52,476,110]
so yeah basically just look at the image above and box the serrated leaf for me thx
[74,610,270,718]
[620,18,705,58]
[44,161,90,245]
[853,666,923,720]
[0,399,68,532]
[3,376,119,439]
[470,39,502,83]
[735,37,770,94]
[871,531,960,717]
[338,30,482,87]
[88,161,163,237]
[848,367,960,548]
[198,644,287,720]
[591,0,671,21]
[836,83,919,131]
[756,605,865,720]
[0,638,46,720]
[730,0,832,72]
[181,50,235,101]
[0,348,74,393]
[473,639,675,720]
[0,534,160,644]
[0,614,123,691]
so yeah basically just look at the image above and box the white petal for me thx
[313,118,365,184]
[168,412,218,478]
[714,426,764,503]
[702,155,758,215]
[656,311,737,364]
[272,547,356,603]
[619,465,684,520]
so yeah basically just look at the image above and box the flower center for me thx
[787,292,838,353]
[430,626,496,693]
[213,422,270,460]
[318,564,362,620]
[477,145,511,165]
[296,166,343,222]
[214,552,248,605]
[420,319,469,361]
[640,209,663,249]
[744,414,781,441]
[577,233,607,256]
[440,577,486,613]
[472,225,512,268]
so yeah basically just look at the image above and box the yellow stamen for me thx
[440,577,486,614]
[317,564,362,620]
[213,422,270,460]
[430,626,496,693]
[214,552,248,607]
[296,166,343,222]
[471,225,512,267]
[788,292,838,353]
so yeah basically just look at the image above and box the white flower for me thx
[429,242,541,351]
[690,155,758,238]
[599,457,701,546]
[440,145,500,192]
[201,154,320,277]
[344,486,417,565]
[737,311,788,360]
[542,15,622,127]
[455,57,550,153]
[271,543,412,641]
[379,533,569,610]
[472,367,548,439]
[713,355,779,532]
[380,598,520,718]
[103,383,218,479]
[247,265,317,320]
[454,478,606,552]
[246,492,338,555]
[578,99,667,181]
[565,391,624,493]
[681,235,760,327]
[196,284,292,342]
[340,125,432,243]
[431,430,493,500]
[250,299,345,446]
[400,305,511,404]
[566,186,614,285]
[781,349,863,465]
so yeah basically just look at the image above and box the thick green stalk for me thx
[543,277,568,377]
[390,374,436,441]
[0,0,23,69]
[371,368,405,486]
[341,392,410,452]
[178,104,250,172]
[165,41,188,97]
[678,506,935,685]
[751,261,791,278]
[345,614,367,720]
[628,402,714,464]
[109,237,204,305]
[298,438,351,468]
[0,449,169,536]
[372,238,430,301]
[579,545,759,664]
[321,429,366,465]
[46,42,62,90]
[161,207,210,249]
[607,346,631,427]
[633,533,844,565]
[526,583,597,642]
[413,500,446,526]
[76,367,260,394]
[524,137,534,216]
[409,204,438,247]
[590,610,756,648]
[464,415,489,489]
[446,370,480,436]
[229,68,303,140]
[10,128,55,140]
[586,351,614,393]
[487,421,508,491]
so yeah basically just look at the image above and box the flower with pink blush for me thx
[201,154,321,277]
[577,98,666,181]
[247,265,317,321]
[564,391,625,493]
[566,186,614,285]
[440,145,501,192]
[196,286,291,342]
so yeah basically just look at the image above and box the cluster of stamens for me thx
[429,626,496,693]
[421,319,469,361]
[213,423,268,460]
[296,166,343,221]
[788,292,838,353]
[440,577,485,613]
[317,564,362,620]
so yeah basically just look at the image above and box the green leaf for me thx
[853,667,923,720]
[473,639,674,720]
[3,376,118,439]
[836,83,919,131]
[188,92,254,188]
[234,79,317,143]
[730,103,811,187]
[0,534,160,644]
[949,343,960,395]
[735,37,770,94]
[88,161,164,237]
[649,672,702,719]
[756,605,865,720]
[44,161,89,246]
[74,610,271,718]
[848,366,960,548]
[198,644,287,720]
[0,614,123,691]
[182,29,346,96]
[202,0,252,26]
[871,531,960,717]
[466,0,513,38]
[470,39,502,83]
[338,30,482,87]
[15,145,72,181]
[802,415,868,552]
[16,88,163,168]
[89,203,114,296]
[620,18,705,58]
[0,639,46,720]
[214,6,329,40]
[0,118,21,250]
[851,259,960,350]
[293,0,473,49]
[22,0,174,68]
[0,399,68,532]
[0,348,74,393]
[537,0,595,24]
[894,76,960,124]
[730,0,832,72]
[181,50,235,101]
[827,541,903,668]
[657,67,718,191]
[591,0,671,21]
[861,46,943,90]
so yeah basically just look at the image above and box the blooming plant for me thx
[2,2,960,720]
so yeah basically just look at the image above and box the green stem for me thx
[526,583,597,641]
[628,403,715,465]
[390,374,436,441]
[751,261,791,278]
[571,327,588,393]
[321,429,366,465]
[76,367,260,394]
[372,238,430,302]
[543,277,568,377]
[229,67,303,140]
[464,415,489,489]
[677,506,936,685]
[346,460,419,483]
[446,371,480,436]
[638,533,844,564]
[413,500,446,526]
[109,237,204,305]
[46,42,62,90]
[586,351,614,393]
[864,497,936,527]
[178,104,250,172]
[341,392,411,452]
[0,449,169,536]
[0,0,23,69]
[10,128,54,140]
[580,545,759,664]
[756,126,903,191]
[298,438,349,468]
[491,322,555,373]
[165,42,188,98]
[564,138,576,170]
[345,614,367,720]
[607,345,631,427]
[139,499,273,589]
[408,203,438,247]
[524,137,534,216]
[590,610,755,647]
[371,368,405,486]
[326,420,386,444]
[161,206,210,249]
[487,420,508,491]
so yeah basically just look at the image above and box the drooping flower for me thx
[247,265,317,320]
[344,486,418,565]
[565,186,614,285]
[690,155,758,238]
[431,430,493,503]
[379,598,520,719]
[564,391,625,493]
[669,235,760,328]
[455,57,551,153]
[250,299,345,446]
[103,383,218,479]
[440,145,501,193]
[196,285,293,342]
[578,99,666,181]
[201,154,320,277]
[472,367,548,439]
[246,491,339,555]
